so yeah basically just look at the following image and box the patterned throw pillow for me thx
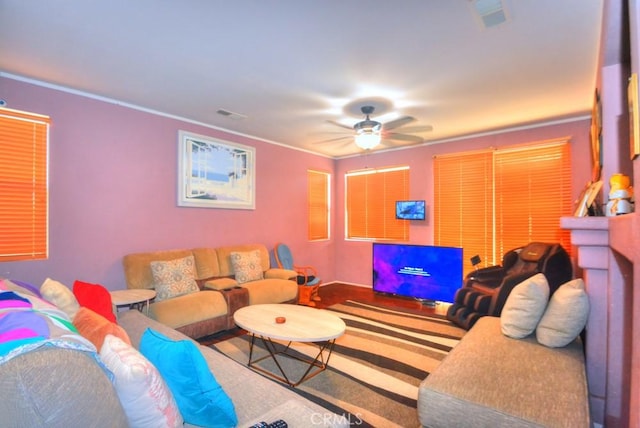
[230,250,264,284]
[150,256,199,302]
[100,334,183,428]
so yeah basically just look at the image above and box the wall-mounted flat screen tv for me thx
[372,243,463,304]
[395,200,426,220]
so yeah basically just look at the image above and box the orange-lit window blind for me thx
[345,166,409,240]
[434,149,494,275]
[494,141,572,256]
[434,139,572,275]
[0,108,50,261]
[308,169,330,240]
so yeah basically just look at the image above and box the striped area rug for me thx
[213,300,466,427]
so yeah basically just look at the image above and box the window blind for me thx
[307,169,330,240]
[0,108,50,261]
[345,166,409,240]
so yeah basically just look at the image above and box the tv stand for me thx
[415,298,437,307]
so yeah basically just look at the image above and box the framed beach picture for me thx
[177,131,255,209]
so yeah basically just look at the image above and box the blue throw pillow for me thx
[140,328,237,428]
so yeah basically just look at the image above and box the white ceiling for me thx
[0,0,604,158]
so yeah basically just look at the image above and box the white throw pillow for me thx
[100,334,183,428]
[500,273,550,339]
[40,278,80,320]
[230,250,264,284]
[150,255,199,301]
[536,278,590,348]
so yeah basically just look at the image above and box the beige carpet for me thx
[213,300,466,427]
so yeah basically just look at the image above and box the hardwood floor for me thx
[199,283,449,345]
[315,283,450,316]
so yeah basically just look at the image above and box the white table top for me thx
[233,304,346,342]
[110,289,156,306]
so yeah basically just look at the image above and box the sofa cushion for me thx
[40,278,80,320]
[241,278,298,305]
[73,280,116,323]
[418,316,589,428]
[203,277,239,291]
[230,250,264,284]
[216,244,271,277]
[140,328,238,428]
[73,306,131,350]
[151,255,200,301]
[100,334,183,428]
[149,290,228,329]
[536,278,590,348]
[123,249,194,290]
[500,273,549,339]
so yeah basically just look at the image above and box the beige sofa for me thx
[418,316,590,427]
[122,243,298,338]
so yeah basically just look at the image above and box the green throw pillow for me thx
[139,328,237,428]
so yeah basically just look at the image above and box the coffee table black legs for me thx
[246,334,336,387]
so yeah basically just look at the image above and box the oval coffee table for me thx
[233,303,346,387]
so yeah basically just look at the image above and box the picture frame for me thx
[628,73,640,160]
[177,131,255,209]
[590,89,602,181]
[574,180,603,217]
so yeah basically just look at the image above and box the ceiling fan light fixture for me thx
[355,128,381,150]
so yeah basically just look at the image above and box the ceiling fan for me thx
[317,105,432,150]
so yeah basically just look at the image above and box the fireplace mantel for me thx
[561,214,636,427]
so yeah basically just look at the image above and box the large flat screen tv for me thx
[372,243,463,304]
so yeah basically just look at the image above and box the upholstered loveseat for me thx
[122,243,299,338]
[0,278,346,427]
[418,274,591,427]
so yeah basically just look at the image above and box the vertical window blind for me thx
[345,166,409,240]
[307,169,330,241]
[434,139,572,275]
[0,108,50,261]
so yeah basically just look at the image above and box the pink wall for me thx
[334,121,592,286]
[0,77,334,290]
[0,76,590,291]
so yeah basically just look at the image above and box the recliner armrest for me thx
[466,266,505,288]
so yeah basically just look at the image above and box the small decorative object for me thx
[606,173,635,216]
[275,317,286,324]
[177,131,255,209]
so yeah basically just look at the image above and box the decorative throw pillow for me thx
[73,306,131,350]
[150,256,199,302]
[40,278,80,320]
[536,278,590,348]
[100,334,183,428]
[73,280,117,323]
[140,328,238,428]
[230,250,263,284]
[500,273,550,339]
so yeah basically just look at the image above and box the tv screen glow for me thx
[395,200,426,220]
[372,243,463,303]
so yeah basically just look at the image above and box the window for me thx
[434,139,572,274]
[307,169,330,240]
[0,108,50,261]
[345,166,409,240]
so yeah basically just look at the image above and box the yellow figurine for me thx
[606,173,634,216]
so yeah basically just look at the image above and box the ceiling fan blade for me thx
[325,119,354,130]
[382,116,415,130]
[385,132,424,143]
[313,135,353,144]
[395,125,433,133]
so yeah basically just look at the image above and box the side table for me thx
[110,289,156,318]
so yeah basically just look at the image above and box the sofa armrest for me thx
[264,268,297,280]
